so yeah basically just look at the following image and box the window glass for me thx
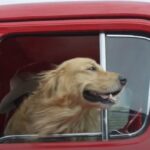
[106,34,150,137]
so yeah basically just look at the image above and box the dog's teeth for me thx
[101,95,109,99]
[109,94,113,99]
[109,94,117,102]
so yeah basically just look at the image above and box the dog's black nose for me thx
[119,76,127,86]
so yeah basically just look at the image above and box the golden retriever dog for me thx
[4,58,126,136]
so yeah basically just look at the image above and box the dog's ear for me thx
[37,70,59,97]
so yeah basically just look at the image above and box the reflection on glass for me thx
[106,35,150,133]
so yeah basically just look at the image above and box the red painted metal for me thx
[1,19,150,35]
[0,1,150,150]
[0,2,150,21]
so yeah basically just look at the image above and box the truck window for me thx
[105,34,150,139]
[0,33,149,143]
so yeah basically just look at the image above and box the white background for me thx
[0,0,150,5]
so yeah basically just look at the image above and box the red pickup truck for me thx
[0,1,150,150]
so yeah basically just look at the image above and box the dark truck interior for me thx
[0,33,100,140]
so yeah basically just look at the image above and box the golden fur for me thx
[4,58,123,136]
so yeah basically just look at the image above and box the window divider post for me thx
[99,33,109,141]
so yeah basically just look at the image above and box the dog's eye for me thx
[87,66,97,71]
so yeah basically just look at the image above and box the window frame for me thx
[0,32,149,143]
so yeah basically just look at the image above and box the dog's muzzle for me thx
[83,76,127,105]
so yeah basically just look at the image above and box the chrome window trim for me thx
[107,34,150,42]
[0,132,102,143]
[99,33,109,141]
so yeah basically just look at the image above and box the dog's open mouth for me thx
[83,89,121,105]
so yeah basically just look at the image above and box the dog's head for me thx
[38,58,127,109]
